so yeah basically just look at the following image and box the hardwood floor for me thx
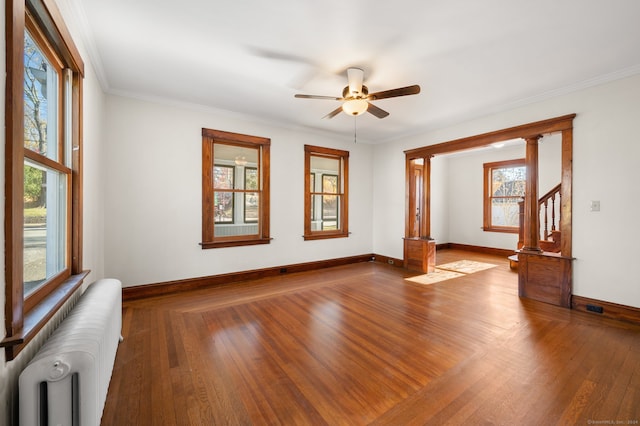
[102,250,640,425]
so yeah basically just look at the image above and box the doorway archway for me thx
[404,114,575,307]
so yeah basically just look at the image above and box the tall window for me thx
[483,159,526,233]
[202,129,270,248]
[304,145,349,240]
[3,0,85,360]
[23,20,69,301]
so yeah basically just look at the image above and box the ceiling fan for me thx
[294,68,420,119]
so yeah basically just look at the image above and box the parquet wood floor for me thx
[102,250,640,425]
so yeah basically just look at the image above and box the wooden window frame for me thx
[304,145,349,240]
[201,128,271,249]
[483,158,525,233]
[3,0,86,361]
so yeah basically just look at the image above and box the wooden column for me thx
[422,156,432,238]
[521,135,542,253]
[404,156,436,273]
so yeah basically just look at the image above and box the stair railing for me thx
[539,183,561,240]
[517,183,561,249]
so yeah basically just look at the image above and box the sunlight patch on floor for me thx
[405,260,497,285]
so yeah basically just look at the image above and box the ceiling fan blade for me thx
[366,102,390,119]
[247,46,315,64]
[323,106,344,119]
[295,94,342,100]
[368,85,421,100]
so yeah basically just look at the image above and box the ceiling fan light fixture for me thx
[234,155,247,166]
[342,99,368,116]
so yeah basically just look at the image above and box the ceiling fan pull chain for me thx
[354,116,357,143]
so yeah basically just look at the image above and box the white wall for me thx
[446,145,525,248]
[103,95,374,287]
[0,1,107,423]
[373,74,640,308]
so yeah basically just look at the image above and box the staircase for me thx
[509,183,561,269]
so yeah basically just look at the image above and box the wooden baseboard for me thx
[438,243,515,257]
[123,254,374,301]
[572,295,640,325]
[371,254,404,268]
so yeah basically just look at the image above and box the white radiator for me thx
[19,278,122,426]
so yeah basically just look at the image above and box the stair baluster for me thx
[543,199,549,241]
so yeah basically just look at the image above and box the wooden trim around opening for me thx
[404,114,576,159]
[572,295,640,326]
[303,145,350,241]
[123,254,374,301]
[201,128,271,248]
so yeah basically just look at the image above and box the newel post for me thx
[521,135,543,253]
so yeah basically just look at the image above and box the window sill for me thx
[483,227,519,234]
[200,238,272,249]
[1,271,90,361]
[303,232,350,241]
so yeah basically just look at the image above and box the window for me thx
[304,145,349,240]
[3,0,85,360]
[202,129,270,248]
[483,159,526,233]
[23,19,69,301]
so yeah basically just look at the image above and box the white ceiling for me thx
[73,0,640,143]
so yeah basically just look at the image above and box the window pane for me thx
[311,156,339,175]
[491,198,520,227]
[491,167,525,197]
[245,167,258,191]
[214,192,259,238]
[322,174,338,194]
[214,192,234,223]
[214,165,234,189]
[24,31,59,160]
[321,195,339,230]
[214,223,258,238]
[63,69,73,167]
[24,162,67,298]
[244,193,259,222]
[213,143,258,178]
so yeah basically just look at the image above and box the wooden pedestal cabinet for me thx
[518,251,572,308]
[403,238,436,273]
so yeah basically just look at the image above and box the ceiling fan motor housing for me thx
[342,85,369,100]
